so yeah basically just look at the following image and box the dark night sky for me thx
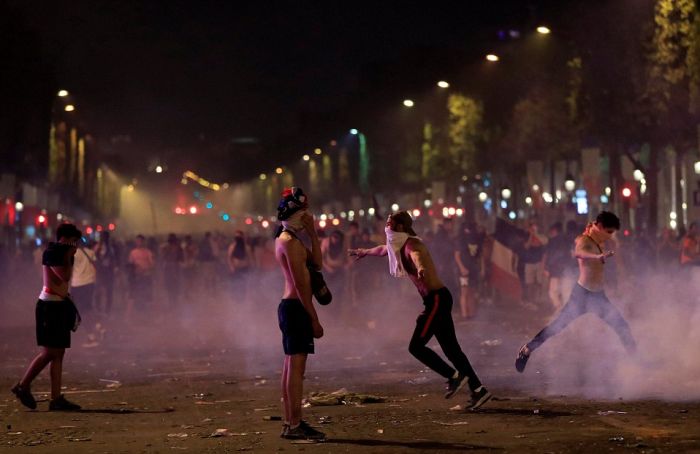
[4,0,570,178]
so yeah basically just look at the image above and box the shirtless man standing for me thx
[11,223,82,411]
[274,187,326,440]
[515,211,637,372]
[350,211,491,410]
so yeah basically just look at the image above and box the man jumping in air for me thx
[350,211,491,410]
[515,211,637,372]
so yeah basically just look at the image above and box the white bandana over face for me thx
[385,226,416,278]
[282,209,307,233]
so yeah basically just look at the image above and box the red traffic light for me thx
[621,187,632,198]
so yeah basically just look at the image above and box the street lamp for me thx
[57,90,69,97]
[275,167,283,175]
[501,188,512,200]
[564,174,576,192]
[155,165,163,174]
[633,169,644,181]
[437,81,449,88]
[64,104,75,112]
[350,129,358,135]
[485,54,500,62]
[302,154,310,161]
[536,26,551,34]
[403,99,415,107]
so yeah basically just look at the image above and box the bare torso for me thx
[275,231,311,300]
[400,238,445,297]
[42,246,74,298]
[576,235,606,292]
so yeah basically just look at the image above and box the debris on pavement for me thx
[432,421,469,426]
[597,411,628,416]
[449,404,462,411]
[609,436,625,442]
[303,388,386,406]
[480,339,502,347]
[262,416,282,421]
[167,433,189,438]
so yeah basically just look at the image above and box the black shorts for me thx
[278,299,314,355]
[36,299,74,349]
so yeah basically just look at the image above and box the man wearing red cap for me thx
[274,187,326,440]
[349,211,491,410]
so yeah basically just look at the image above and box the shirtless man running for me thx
[12,223,83,411]
[350,211,491,410]
[274,187,326,440]
[515,211,637,372]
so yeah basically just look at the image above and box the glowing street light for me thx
[695,161,700,174]
[350,129,359,135]
[64,104,75,112]
[57,90,69,97]
[314,148,322,155]
[403,99,415,107]
[437,81,449,88]
[501,188,512,200]
[486,54,500,62]
[275,167,283,175]
[536,26,551,34]
[259,173,267,180]
[15,201,23,212]
[155,165,163,174]
[302,154,310,161]
[478,192,488,202]
[633,169,644,181]
[564,174,576,192]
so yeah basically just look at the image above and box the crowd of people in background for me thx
[1,214,699,332]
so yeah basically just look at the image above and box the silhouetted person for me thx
[12,223,83,411]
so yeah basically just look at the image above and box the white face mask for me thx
[282,210,307,232]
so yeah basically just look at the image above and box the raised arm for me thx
[301,213,322,270]
[574,237,613,261]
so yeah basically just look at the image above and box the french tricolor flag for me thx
[490,218,524,301]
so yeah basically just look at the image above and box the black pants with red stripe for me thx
[408,287,482,391]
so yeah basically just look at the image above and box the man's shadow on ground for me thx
[72,408,175,414]
[473,408,573,418]
[328,439,499,451]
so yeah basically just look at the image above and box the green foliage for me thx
[647,0,699,115]
[447,94,484,176]
[501,87,579,165]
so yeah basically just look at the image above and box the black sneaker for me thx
[444,373,469,399]
[282,420,326,440]
[467,386,492,411]
[49,395,82,411]
[11,383,37,410]
[280,424,289,438]
[515,345,531,373]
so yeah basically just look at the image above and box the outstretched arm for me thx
[348,245,387,260]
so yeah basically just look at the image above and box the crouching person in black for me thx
[11,223,83,411]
